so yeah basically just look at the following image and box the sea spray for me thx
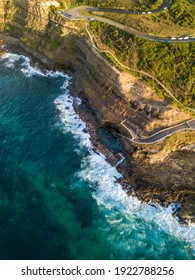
[1,53,66,78]
[54,79,195,257]
[0,52,194,259]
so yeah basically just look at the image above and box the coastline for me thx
[66,61,195,225]
[71,85,184,219]
[0,38,194,225]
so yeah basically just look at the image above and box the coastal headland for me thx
[0,0,195,223]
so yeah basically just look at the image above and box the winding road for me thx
[121,119,195,144]
[61,0,195,43]
[60,1,195,144]
[92,0,170,14]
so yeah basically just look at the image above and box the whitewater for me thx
[55,80,195,259]
[0,52,194,260]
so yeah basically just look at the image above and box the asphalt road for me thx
[122,119,195,144]
[62,0,195,43]
[60,1,195,143]
[88,0,170,14]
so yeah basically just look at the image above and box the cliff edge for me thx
[0,0,194,223]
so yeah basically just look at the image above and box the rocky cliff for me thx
[0,0,194,223]
[0,0,191,133]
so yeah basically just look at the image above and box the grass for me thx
[88,21,195,109]
[68,0,195,35]
[101,11,195,37]
[69,0,162,9]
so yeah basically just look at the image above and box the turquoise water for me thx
[0,52,194,260]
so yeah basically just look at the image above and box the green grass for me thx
[89,21,195,109]
[69,0,162,9]
[68,0,195,32]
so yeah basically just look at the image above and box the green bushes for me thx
[69,0,158,9]
[89,22,195,108]
[137,40,195,106]
[169,0,195,27]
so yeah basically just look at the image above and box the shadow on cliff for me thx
[1,1,190,135]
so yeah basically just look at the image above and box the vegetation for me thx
[48,38,62,49]
[21,36,40,49]
[70,0,161,9]
[68,0,195,32]
[100,1,195,36]
[56,0,67,9]
[169,0,195,28]
[2,0,194,108]
[44,24,63,50]
[50,5,58,12]
[150,130,195,161]
[89,21,195,108]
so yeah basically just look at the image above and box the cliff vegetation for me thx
[0,0,195,222]
[89,21,195,109]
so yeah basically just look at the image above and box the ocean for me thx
[0,52,194,260]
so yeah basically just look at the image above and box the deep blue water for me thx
[0,52,194,260]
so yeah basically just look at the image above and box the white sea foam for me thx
[4,51,194,256]
[0,52,66,78]
[55,82,92,150]
[55,81,195,256]
[1,52,22,68]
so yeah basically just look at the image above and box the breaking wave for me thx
[55,80,195,258]
[0,52,66,78]
[2,51,194,258]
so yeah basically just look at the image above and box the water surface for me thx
[0,53,194,260]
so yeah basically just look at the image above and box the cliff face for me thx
[74,39,192,135]
[0,0,191,134]
[0,0,77,66]
[0,0,194,222]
